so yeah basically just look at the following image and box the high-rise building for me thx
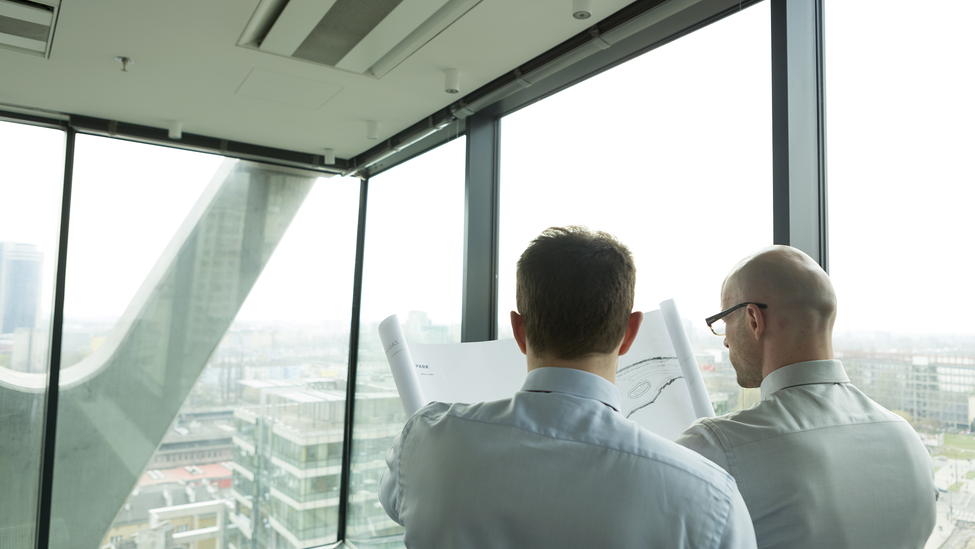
[0,242,43,335]
[227,377,403,549]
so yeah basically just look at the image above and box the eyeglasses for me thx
[705,302,768,336]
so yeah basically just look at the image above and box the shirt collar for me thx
[760,359,850,400]
[520,367,622,412]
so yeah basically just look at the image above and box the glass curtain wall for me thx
[347,138,466,546]
[51,135,221,549]
[0,5,808,549]
[825,2,975,545]
[219,175,358,549]
[26,133,358,549]
[0,120,65,549]
[58,136,222,369]
[498,2,772,413]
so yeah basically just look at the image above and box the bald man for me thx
[676,246,936,549]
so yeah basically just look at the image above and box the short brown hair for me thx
[516,226,636,359]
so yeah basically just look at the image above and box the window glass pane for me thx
[221,176,358,549]
[46,134,349,549]
[347,138,466,546]
[0,120,64,548]
[826,2,975,544]
[60,136,221,369]
[100,177,360,549]
[499,4,771,411]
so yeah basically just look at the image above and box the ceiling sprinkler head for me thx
[115,56,134,72]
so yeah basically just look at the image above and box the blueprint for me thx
[379,300,713,441]
[612,308,700,440]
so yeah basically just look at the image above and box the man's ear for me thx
[746,303,765,340]
[618,312,644,356]
[511,311,528,355]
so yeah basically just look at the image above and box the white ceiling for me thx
[0,0,637,159]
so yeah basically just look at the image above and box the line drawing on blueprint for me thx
[616,356,684,420]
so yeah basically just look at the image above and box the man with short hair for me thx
[677,245,937,549]
[379,226,756,548]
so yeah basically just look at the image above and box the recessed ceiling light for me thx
[445,69,460,94]
[572,0,592,19]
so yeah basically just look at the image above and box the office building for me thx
[146,410,236,470]
[227,378,403,549]
[842,351,975,430]
[0,242,43,335]
[101,477,229,549]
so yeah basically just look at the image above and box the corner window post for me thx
[772,0,829,271]
[462,113,500,342]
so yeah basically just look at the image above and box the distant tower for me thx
[0,242,44,334]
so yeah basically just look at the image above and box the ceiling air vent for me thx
[0,0,59,58]
[238,0,480,78]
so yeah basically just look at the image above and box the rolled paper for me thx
[378,314,427,416]
[661,299,715,419]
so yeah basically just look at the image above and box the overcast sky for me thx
[2,0,973,342]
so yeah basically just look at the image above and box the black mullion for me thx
[770,0,829,269]
[35,127,75,549]
[0,109,68,130]
[771,0,790,247]
[337,177,369,541]
[813,0,829,274]
[461,115,500,343]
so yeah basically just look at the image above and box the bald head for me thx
[724,246,836,332]
[721,246,837,378]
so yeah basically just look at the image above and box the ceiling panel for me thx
[0,0,637,159]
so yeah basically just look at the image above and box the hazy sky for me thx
[824,1,975,335]
[2,0,973,340]
[496,1,771,337]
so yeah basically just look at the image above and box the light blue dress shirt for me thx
[380,367,757,548]
[676,360,937,549]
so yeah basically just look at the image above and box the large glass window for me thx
[347,138,466,546]
[0,120,65,548]
[222,172,358,549]
[33,134,357,549]
[825,2,975,546]
[499,3,772,412]
[59,136,221,368]
[50,136,222,549]
[124,176,359,549]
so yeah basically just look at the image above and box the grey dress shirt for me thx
[676,359,937,549]
[380,366,757,548]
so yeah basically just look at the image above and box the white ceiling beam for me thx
[368,0,481,77]
[0,1,52,26]
[335,0,448,74]
[0,33,45,52]
[259,0,339,57]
